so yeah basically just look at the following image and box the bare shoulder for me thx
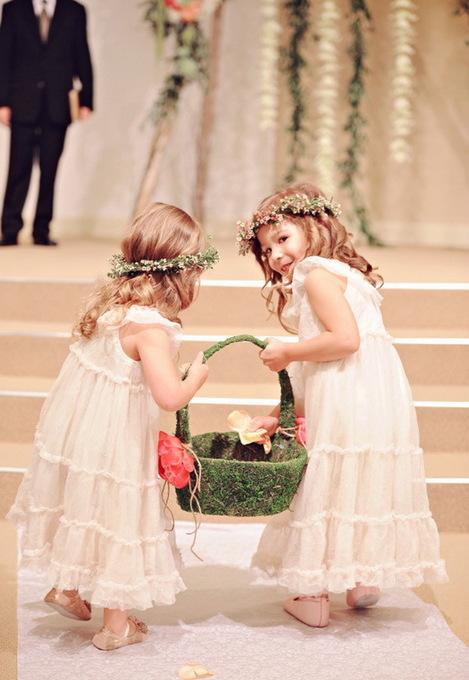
[119,322,171,359]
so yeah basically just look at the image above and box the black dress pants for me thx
[1,121,67,242]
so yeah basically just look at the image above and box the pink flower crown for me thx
[236,193,341,255]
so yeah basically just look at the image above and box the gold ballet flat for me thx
[92,616,149,651]
[44,587,92,621]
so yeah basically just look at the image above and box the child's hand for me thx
[187,351,209,389]
[259,337,290,372]
[249,415,279,437]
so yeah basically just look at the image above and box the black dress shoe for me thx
[33,238,58,246]
[0,237,18,246]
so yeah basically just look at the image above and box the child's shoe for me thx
[92,616,149,651]
[44,587,92,621]
[284,594,330,627]
[346,585,380,609]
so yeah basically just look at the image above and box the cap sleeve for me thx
[98,305,182,351]
[292,256,350,285]
[123,306,182,345]
[293,256,382,304]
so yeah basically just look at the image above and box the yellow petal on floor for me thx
[178,663,214,679]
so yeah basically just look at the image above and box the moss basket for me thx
[175,335,307,517]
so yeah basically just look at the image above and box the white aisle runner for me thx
[18,522,468,680]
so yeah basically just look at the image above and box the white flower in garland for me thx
[259,0,281,130]
[314,0,341,196]
[389,0,418,163]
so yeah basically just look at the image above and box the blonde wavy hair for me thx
[74,202,207,338]
[250,183,383,332]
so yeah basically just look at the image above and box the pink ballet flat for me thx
[284,594,330,628]
[346,585,380,609]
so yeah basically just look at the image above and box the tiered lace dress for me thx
[8,306,186,610]
[252,256,448,595]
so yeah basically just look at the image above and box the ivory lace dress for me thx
[8,306,186,610]
[252,257,448,595]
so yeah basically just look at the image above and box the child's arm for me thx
[123,323,209,411]
[260,268,360,372]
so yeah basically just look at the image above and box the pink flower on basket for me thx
[157,431,194,488]
[296,416,307,447]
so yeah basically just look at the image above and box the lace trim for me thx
[22,544,52,560]
[58,516,168,547]
[35,435,160,491]
[308,445,423,457]
[48,560,182,590]
[20,503,64,515]
[290,509,433,528]
[279,560,447,580]
[69,343,145,392]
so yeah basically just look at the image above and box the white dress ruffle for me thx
[8,306,186,610]
[252,257,448,595]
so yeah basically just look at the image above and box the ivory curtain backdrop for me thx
[0,0,467,246]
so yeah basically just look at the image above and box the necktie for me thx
[39,1,50,43]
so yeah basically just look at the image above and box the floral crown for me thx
[107,243,219,278]
[236,193,342,255]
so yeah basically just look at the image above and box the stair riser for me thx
[1,394,467,452]
[1,335,468,387]
[1,281,468,330]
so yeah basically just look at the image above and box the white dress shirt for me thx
[32,0,56,18]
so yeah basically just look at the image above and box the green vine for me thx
[339,0,381,245]
[455,0,469,44]
[455,0,469,14]
[281,0,311,184]
[142,1,208,125]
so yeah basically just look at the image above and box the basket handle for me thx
[175,334,296,444]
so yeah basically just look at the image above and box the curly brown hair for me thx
[250,183,383,331]
[74,203,207,338]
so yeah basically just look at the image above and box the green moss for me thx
[176,433,307,516]
[174,335,307,517]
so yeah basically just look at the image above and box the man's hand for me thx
[0,107,12,127]
[78,106,92,121]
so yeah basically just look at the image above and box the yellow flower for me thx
[227,410,272,454]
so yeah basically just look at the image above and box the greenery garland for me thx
[455,0,469,15]
[281,0,311,184]
[142,1,209,125]
[455,0,469,45]
[339,0,380,245]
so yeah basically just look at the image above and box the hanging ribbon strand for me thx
[389,0,418,163]
[314,0,341,196]
[259,0,281,130]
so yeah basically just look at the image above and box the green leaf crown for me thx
[236,193,341,256]
[107,243,219,278]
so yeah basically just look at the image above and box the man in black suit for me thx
[0,0,93,246]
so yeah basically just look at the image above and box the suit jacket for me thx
[0,0,93,126]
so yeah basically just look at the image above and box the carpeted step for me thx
[1,331,468,390]
[1,384,467,452]
[2,279,468,331]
